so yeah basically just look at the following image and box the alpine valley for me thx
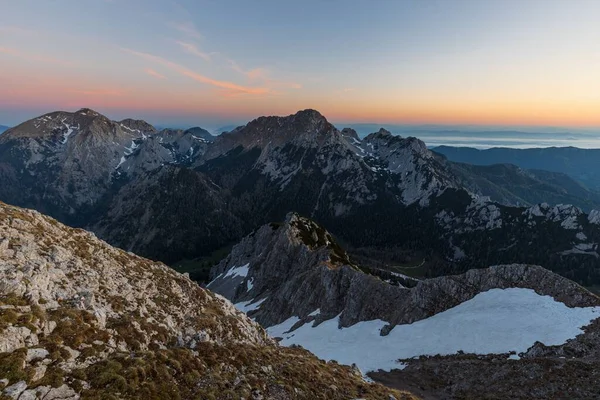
[3,108,600,399]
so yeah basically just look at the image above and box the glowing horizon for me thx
[1,0,600,130]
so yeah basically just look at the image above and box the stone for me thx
[31,364,47,381]
[26,348,49,362]
[2,381,27,399]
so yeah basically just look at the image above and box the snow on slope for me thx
[266,288,600,374]
[235,297,267,313]
[224,263,250,279]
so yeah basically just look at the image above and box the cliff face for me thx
[209,213,600,331]
[0,202,414,400]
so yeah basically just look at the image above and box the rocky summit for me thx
[0,202,415,400]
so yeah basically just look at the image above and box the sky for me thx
[1,0,600,131]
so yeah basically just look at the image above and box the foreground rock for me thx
[0,202,414,400]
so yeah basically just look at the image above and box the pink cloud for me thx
[228,59,301,89]
[145,68,167,79]
[176,41,211,62]
[122,47,270,96]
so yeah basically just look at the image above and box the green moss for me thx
[0,309,18,331]
[0,349,31,385]
[0,294,28,307]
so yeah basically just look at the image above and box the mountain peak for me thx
[76,108,103,117]
[341,127,360,140]
[292,108,327,122]
[364,128,394,140]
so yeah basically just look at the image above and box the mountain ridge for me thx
[434,145,600,190]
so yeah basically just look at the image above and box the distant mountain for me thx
[214,124,241,134]
[0,125,9,134]
[210,213,600,399]
[434,145,600,190]
[442,159,600,212]
[0,108,157,225]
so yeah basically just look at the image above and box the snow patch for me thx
[61,122,76,144]
[124,140,139,155]
[115,156,126,170]
[267,288,600,373]
[308,309,321,317]
[224,263,250,279]
[234,298,266,313]
[589,210,600,225]
[576,232,588,241]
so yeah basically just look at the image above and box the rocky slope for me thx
[210,215,600,399]
[0,202,414,400]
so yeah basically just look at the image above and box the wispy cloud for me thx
[145,68,167,79]
[176,41,211,61]
[0,46,75,67]
[122,47,269,96]
[170,21,203,40]
[343,88,356,92]
[228,59,301,90]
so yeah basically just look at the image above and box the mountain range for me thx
[2,108,600,288]
[0,125,9,134]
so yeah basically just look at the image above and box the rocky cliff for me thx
[209,213,600,330]
[0,202,414,400]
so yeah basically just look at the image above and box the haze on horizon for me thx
[1,0,600,132]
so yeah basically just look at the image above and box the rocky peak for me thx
[75,108,102,117]
[184,126,214,142]
[341,127,360,141]
[118,118,156,135]
[238,109,334,144]
[364,127,394,141]
[200,109,341,163]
